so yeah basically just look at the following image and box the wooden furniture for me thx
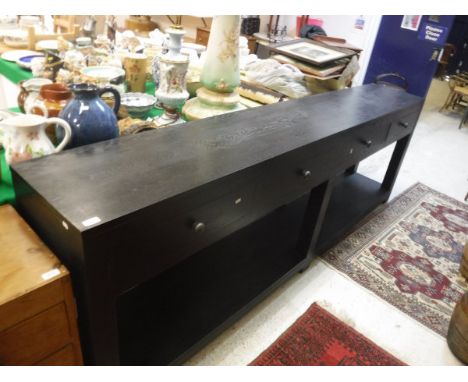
[436,43,456,79]
[53,16,76,33]
[245,35,257,54]
[125,16,158,34]
[11,84,423,365]
[439,73,468,112]
[27,24,80,50]
[195,26,257,53]
[461,242,468,280]
[447,291,468,364]
[0,205,83,365]
[454,86,468,129]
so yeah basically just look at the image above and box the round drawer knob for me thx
[399,121,409,128]
[364,140,372,148]
[193,222,206,233]
[302,169,312,178]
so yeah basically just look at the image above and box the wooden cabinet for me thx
[0,205,82,365]
[11,84,423,365]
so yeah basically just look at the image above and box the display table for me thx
[0,58,165,206]
[0,57,33,83]
[0,149,15,205]
[0,58,29,205]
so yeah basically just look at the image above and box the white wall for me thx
[306,15,381,86]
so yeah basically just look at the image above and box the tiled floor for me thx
[186,80,467,366]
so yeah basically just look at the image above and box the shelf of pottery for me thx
[0,15,360,171]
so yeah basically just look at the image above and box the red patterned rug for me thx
[321,183,468,336]
[250,303,405,366]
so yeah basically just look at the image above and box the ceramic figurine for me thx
[154,25,189,127]
[182,16,246,120]
[83,16,97,39]
[43,50,64,81]
[58,83,121,148]
[106,16,118,46]
[0,113,71,165]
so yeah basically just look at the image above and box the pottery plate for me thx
[1,50,39,62]
[16,54,45,70]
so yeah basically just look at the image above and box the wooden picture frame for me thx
[271,38,355,66]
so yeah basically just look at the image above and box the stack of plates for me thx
[2,29,28,48]
[1,50,44,70]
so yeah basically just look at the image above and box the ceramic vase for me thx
[182,16,246,121]
[58,84,121,149]
[201,15,241,93]
[154,26,189,126]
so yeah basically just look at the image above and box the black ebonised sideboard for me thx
[11,84,424,365]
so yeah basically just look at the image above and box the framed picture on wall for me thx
[271,39,354,66]
[401,15,422,31]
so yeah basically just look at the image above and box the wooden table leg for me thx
[459,105,468,129]
[381,134,413,196]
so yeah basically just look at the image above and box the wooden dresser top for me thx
[0,205,67,306]
[12,84,423,231]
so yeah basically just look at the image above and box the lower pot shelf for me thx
[316,172,389,253]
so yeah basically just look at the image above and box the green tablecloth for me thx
[0,57,33,83]
[0,149,14,205]
[0,58,168,205]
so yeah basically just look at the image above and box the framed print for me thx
[401,15,422,31]
[271,39,354,66]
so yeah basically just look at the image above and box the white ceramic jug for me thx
[0,113,71,164]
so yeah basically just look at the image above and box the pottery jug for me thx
[35,83,73,118]
[0,114,72,165]
[17,78,53,114]
[28,83,73,145]
[58,83,121,148]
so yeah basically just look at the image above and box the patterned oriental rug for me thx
[322,183,468,337]
[250,303,405,366]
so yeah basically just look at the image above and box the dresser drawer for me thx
[387,110,419,141]
[349,119,390,161]
[35,344,77,365]
[110,178,256,292]
[0,303,70,365]
[253,139,351,214]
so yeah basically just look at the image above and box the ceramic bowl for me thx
[35,39,73,51]
[81,66,126,85]
[121,93,156,118]
[76,36,92,47]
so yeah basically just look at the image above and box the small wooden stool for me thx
[454,86,468,129]
[447,291,468,364]
[461,242,468,281]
